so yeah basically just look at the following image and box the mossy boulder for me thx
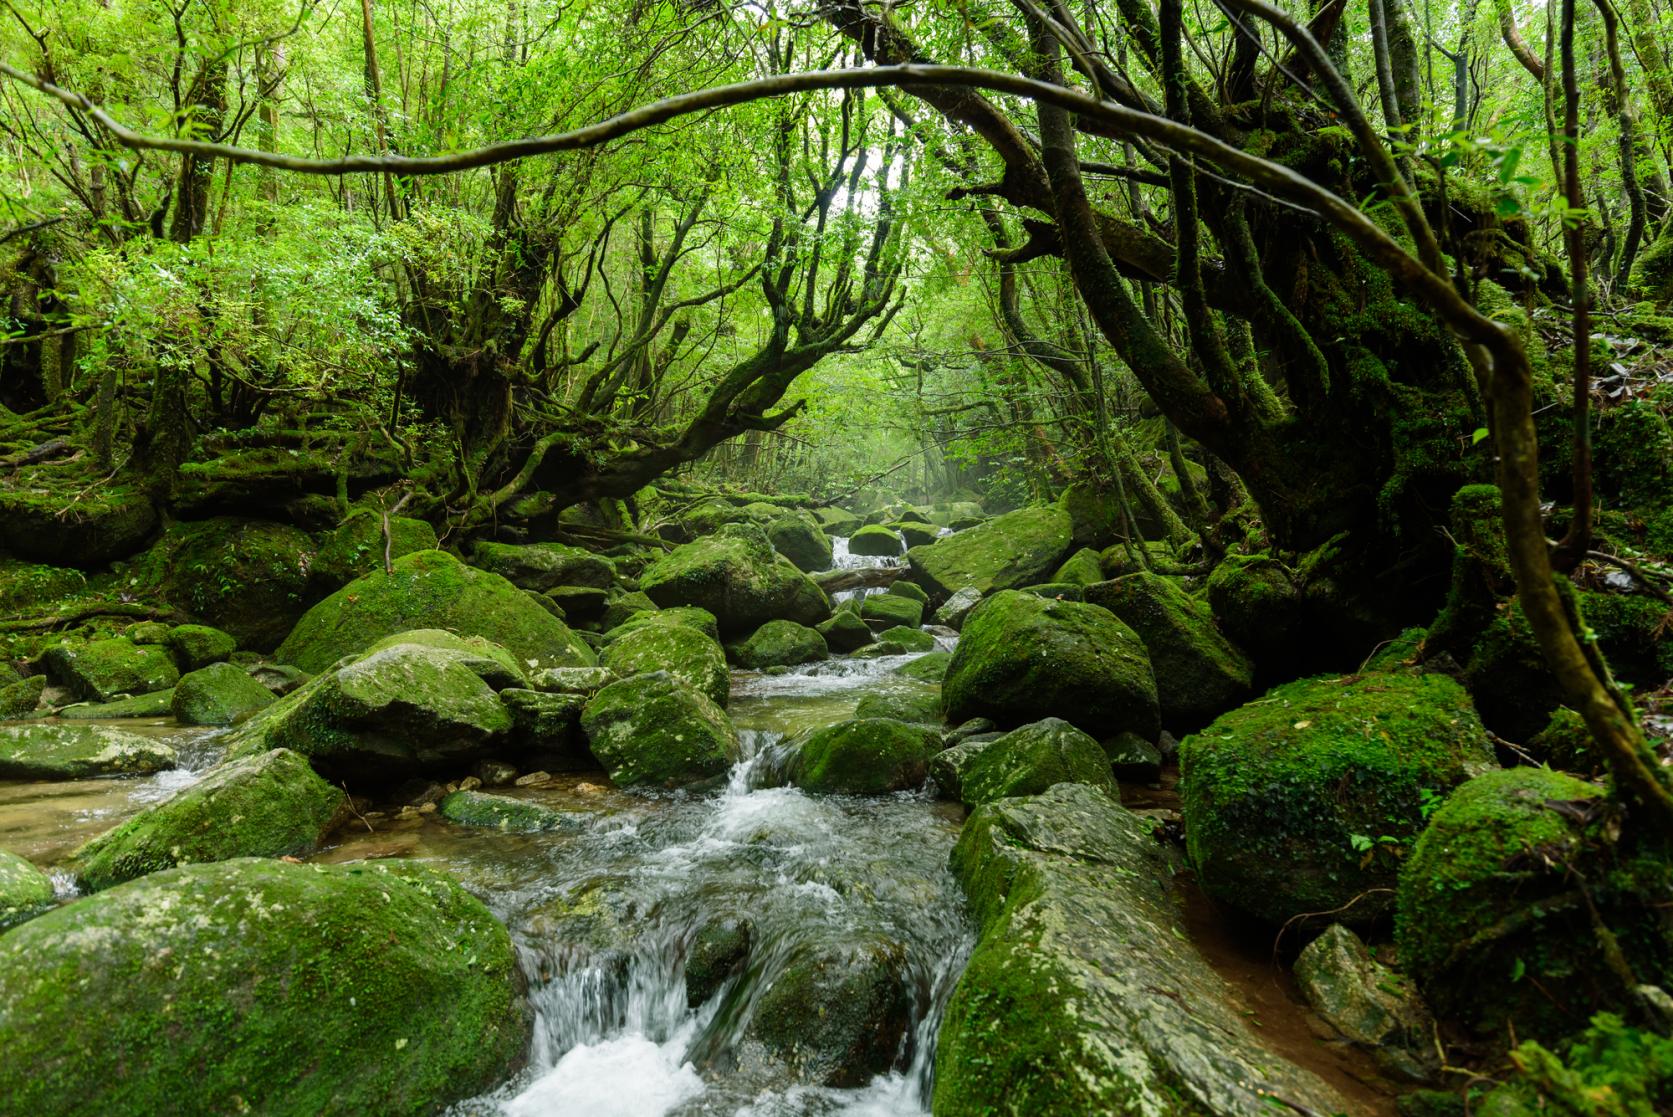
[310,509,438,590]
[885,580,929,605]
[0,559,86,614]
[1051,546,1105,587]
[469,540,615,591]
[275,549,597,673]
[1459,598,1562,741]
[1085,573,1255,731]
[599,605,721,647]
[1204,553,1305,669]
[498,689,588,761]
[156,518,315,650]
[71,749,346,891]
[527,665,618,697]
[1594,399,1673,511]
[0,850,53,929]
[359,628,528,689]
[746,935,912,1087]
[1057,481,1123,547]
[580,671,738,788]
[1395,767,1672,1044]
[0,675,44,719]
[851,625,937,656]
[766,515,834,573]
[0,857,530,1116]
[0,724,176,780]
[928,739,997,801]
[905,506,1074,599]
[853,684,942,724]
[1526,706,1598,775]
[936,783,1347,1116]
[601,620,730,707]
[0,481,156,568]
[599,590,658,630]
[893,650,951,683]
[931,587,982,629]
[1293,923,1436,1082]
[892,521,941,548]
[859,592,923,630]
[959,717,1118,807]
[57,690,174,719]
[164,624,237,671]
[726,619,828,671]
[942,590,1159,741]
[1180,672,1493,926]
[1579,590,1673,690]
[815,507,865,536]
[815,611,873,653]
[795,718,941,794]
[44,637,180,703]
[847,524,904,557]
[638,524,831,638]
[438,789,575,833]
[170,662,276,726]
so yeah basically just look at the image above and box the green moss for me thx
[1595,401,1673,511]
[1526,707,1597,774]
[853,684,941,724]
[0,723,176,780]
[0,857,529,1116]
[602,621,730,706]
[72,749,345,891]
[0,849,53,929]
[638,524,831,638]
[276,549,596,673]
[438,789,575,832]
[859,592,923,630]
[57,689,174,719]
[1365,627,1427,672]
[815,611,873,653]
[1578,591,1673,689]
[310,509,438,591]
[468,540,614,592]
[796,718,940,794]
[0,559,87,615]
[0,676,44,719]
[1051,547,1105,587]
[905,507,1074,598]
[885,580,929,606]
[170,662,276,726]
[748,936,911,1086]
[850,625,937,656]
[1180,672,1492,926]
[579,671,738,788]
[764,515,833,573]
[892,650,950,683]
[1480,1013,1673,1117]
[600,606,720,646]
[155,518,316,651]
[0,477,156,568]
[725,619,827,671]
[960,718,1117,807]
[164,624,237,671]
[848,524,904,557]
[44,637,180,703]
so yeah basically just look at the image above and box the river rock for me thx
[0,850,53,929]
[602,620,730,707]
[1052,546,1105,586]
[748,935,912,1087]
[932,587,982,629]
[57,690,174,719]
[275,549,597,673]
[766,515,834,573]
[470,540,615,591]
[847,524,903,556]
[580,671,738,788]
[815,507,865,536]
[310,508,439,590]
[527,665,619,696]
[904,506,1073,599]
[1085,572,1254,731]
[499,688,588,760]
[639,524,831,638]
[891,521,940,548]
[959,717,1118,807]
[815,611,873,653]
[851,626,937,656]
[600,606,722,646]
[0,675,44,719]
[163,623,237,671]
[0,857,530,1116]
[170,661,276,726]
[942,590,1159,741]
[796,718,940,795]
[44,637,180,704]
[727,619,828,671]
[853,684,941,725]
[439,789,577,833]
[71,748,346,891]
[927,739,996,800]
[0,724,175,780]
[893,650,951,683]
[1294,923,1437,1082]
[1180,672,1493,927]
[935,783,1348,1116]
[860,592,922,630]
[885,580,929,605]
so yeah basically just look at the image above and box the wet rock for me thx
[0,676,44,719]
[247,662,310,696]
[603,620,730,707]
[527,665,618,696]
[853,684,942,725]
[943,717,998,747]
[1180,672,1493,927]
[1103,731,1163,782]
[580,671,738,788]
[960,717,1117,807]
[932,587,982,630]
[154,518,315,650]
[170,662,276,726]
[469,540,615,591]
[847,524,903,557]
[1294,923,1437,1082]
[71,749,346,891]
[276,549,597,673]
[639,524,831,638]
[499,689,587,760]
[942,590,1159,740]
[163,623,237,671]
[0,850,53,929]
[1085,572,1255,731]
[928,739,997,800]
[766,515,834,573]
[893,650,951,683]
[936,783,1347,1116]
[0,858,529,1116]
[905,506,1073,599]
[860,592,923,630]
[475,758,519,786]
[439,789,577,833]
[44,637,180,704]
[0,723,175,780]
[685,914,752,1006]
[748,935,913,1087]
[851,626,937,657]
[815,611,873,653]
[57,690,174,719]
[726,620,828,671]
[795,718,940,795]
[309,508,438,590]
[885,580,929,606]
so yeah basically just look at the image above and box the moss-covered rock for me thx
[893,650,951,683]
[850,626,937,656]
[1594,400,1673,511]
[526,665,618,697]
[891,521,940,548]
[56,689,174,719]
[1459,598,1562,741]
[600,620,730,707]
[905,506,1073,599]
[599,605,721,647]
[1526,706,1598,774]
[795,718,941,794]
[853,684,942,724]
[942,590,1159,741]
[1085,573,1255,731]
[580,671,738,788]
[1057,481,1124,548]
[639,524,831,638]
[960,717,1117,807]
[0,723,175,780]
[170,662,276,726]
[498,688,588,761]
[935,783,1347,1116]
[1395,768,1671,1044]
[884,580,928,606]
[1181,672,1493,926]
[815,610,873,653]
[747,935,912,1087]
[71,749,346,891]
[848,524,904,556]
[360,628,527,689]
[0,559,86,614]
[599,589,658,630]
[1051,547,1105,587]
[310,509,438,590]
[1204,552,1305,669]
[931,587,982,629]
[469,540,615,591]
[0,850,53,929]
[276,549,596,673]
[927,739,996,801]
[0,857,529,1116]
[438,789,576,832]
[1579,590,1673,690]
[154,518,314,651]
[0,481,156,569]
[815,507,866,536]
[0,675,43,719]
[859,592,923,630]
[766,515,834,573]
[44,637,180,703]
[726,619,828,671]
[163,623,237,671]
[1293,923,1436,1082]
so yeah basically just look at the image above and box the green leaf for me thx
[1471,427,1490,445]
